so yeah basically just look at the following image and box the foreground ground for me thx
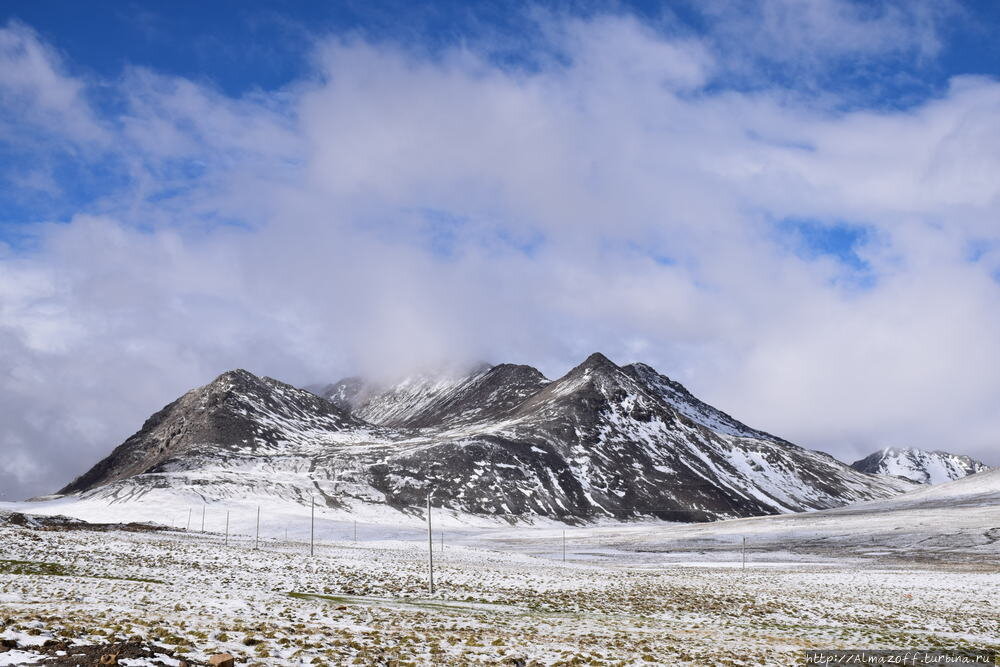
[0,512,997,666]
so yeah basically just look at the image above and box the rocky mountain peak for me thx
[487,363,548,384]
[625,362,684,393]
[320,361,551,429]
[208,368,261,389]
[851,447,991,485]
[318,376,366,412]
[547,352,639,401]
[572,352,619,374]
[57,368,362,496]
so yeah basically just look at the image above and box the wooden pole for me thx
[742,536,747,571]
[255,505,260,550]
[225,511,230,546]
[310,497,315,557]
[563,529,566,563]
[186,508,191,532]
[353,519,357,543]
[201,505,206,533]
[427,493,435,594]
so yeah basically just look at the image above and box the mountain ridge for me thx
[55,353,915,523]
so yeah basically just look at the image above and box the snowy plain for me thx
[1,469,998,665]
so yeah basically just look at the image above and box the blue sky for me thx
[4,1,999,94]
[2,1,1000,499]
[3,0,999,244]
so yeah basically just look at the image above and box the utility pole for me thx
[186,508,191,532]
[427,493,435,594]
[201,505,206,533]
[225,511,230,546]
[310,497,315,557]
[255,505,260,550]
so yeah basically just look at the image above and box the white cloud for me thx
[1,9,998,499]
[0,20,107,144]
[697,0,957,79]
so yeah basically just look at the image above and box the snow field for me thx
[1,518,998,666]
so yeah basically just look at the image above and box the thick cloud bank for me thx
[1,6,999,499]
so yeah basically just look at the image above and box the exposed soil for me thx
[1,637,205,665]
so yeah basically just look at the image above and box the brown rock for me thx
[98,654,118,665]
[208,653,236,667]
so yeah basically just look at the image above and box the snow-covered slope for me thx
[43,353,913,525]
[863,466,1000,505]
[625,362,782,441]
[850,447,990,485]
[321,363,549,428]
[475,467,1000,563]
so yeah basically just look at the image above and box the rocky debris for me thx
[0,637,204,666]
[207,653,235,667]
[0,511,166,533]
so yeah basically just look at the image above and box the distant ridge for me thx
[850,447,990,485]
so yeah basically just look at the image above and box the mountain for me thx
[53,354,913,524]
[850,447,991,485]
[318,362,547,428]
[59,370,373,495]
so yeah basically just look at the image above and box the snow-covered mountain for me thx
[850,447,990,485]
[320,362,547,428]
[52,353,913,524]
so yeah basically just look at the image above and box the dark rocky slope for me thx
[58,354,913,522]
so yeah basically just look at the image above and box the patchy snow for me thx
[1,493,997,666]
[1,628,53,647]
[852,446,992,485]
[355,369,492,425]
[0,649,44,665]
[626,362,773,440]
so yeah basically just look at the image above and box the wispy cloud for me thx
[694,0,961,102]
[0,21,108,143]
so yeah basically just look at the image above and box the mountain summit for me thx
[59,369,365,495]
[57,354,914,522]
[850,447,990,485]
